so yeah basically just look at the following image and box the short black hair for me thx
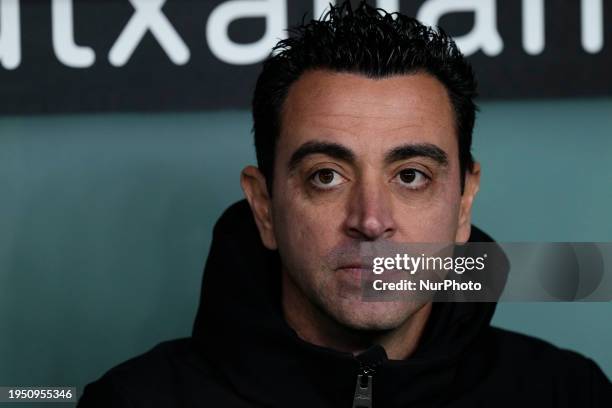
[252,0,477,194]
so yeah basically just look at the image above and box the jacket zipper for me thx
[352,363,376,408]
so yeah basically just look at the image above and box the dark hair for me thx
[252,0,477,194]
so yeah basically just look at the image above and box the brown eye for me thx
[317,169,335,184]
[310,168,346,190]
[395,168,429,190]
[399,169,416,184]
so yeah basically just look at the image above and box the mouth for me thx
[336,263,371,272]
[337,261,412,280]
[335,264,373,284]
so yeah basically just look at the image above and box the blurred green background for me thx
[1,98,611,398]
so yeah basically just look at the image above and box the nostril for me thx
[344,193,396,240]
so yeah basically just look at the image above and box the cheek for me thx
[271,189,344,262]
[395,178,462,242]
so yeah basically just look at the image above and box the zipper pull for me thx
[352,369,373,408]
[352,345,386,408]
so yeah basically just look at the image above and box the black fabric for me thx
[78,199,612,407]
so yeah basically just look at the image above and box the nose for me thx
[344,178,396,241]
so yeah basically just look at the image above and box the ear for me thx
[240,165,278,250]
[455,162,481,243]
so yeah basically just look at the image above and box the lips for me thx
[335,255,376,271]
[337,262,411,281]
[336,263,371,271]
[335,264,375,288]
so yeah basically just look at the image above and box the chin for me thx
[327,299,424,331]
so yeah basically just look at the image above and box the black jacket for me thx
[78,200,612,407]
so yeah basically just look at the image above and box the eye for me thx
[394,168,430,190]
[309,168,347,190]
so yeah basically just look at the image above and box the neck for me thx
[281,271,432,360]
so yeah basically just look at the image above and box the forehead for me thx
[278,69,457,159]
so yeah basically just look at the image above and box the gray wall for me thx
[1,98,611,394]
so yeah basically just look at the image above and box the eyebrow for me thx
[287,140,449,171]
[385,143,449,167]
[288,141,356,171]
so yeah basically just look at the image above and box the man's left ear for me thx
[455,162,481,243]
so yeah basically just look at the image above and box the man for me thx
[79,2,611,407]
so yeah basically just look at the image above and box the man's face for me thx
[243,69,479,330]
